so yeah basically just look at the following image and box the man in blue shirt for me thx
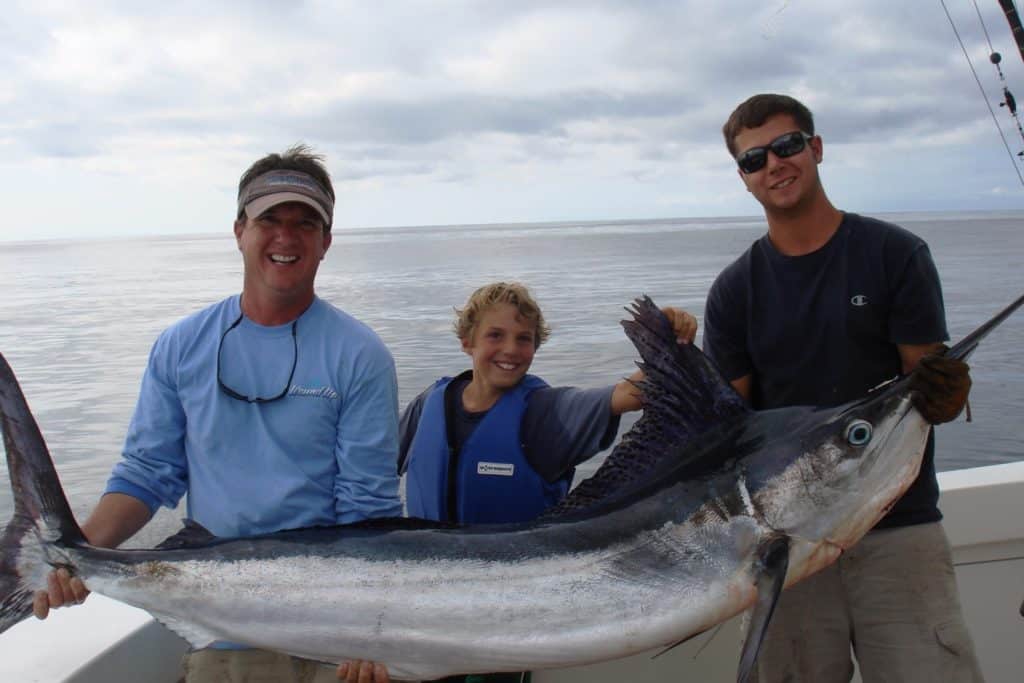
[34,145,400,683]
[704,94,982,682]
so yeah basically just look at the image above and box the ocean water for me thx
[1,211,1022,537]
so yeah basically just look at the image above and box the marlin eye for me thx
[845,420,873,446]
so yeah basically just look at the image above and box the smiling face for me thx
[461,303,538,403]
[234,201,332,321]
[733,113,824,215]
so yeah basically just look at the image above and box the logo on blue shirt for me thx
[851,295,869,307]
[288,385,340,400]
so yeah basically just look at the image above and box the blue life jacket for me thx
[404,374,573,524]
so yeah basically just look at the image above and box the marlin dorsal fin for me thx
[544,296,749,518]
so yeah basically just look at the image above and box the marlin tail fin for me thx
[0,352,86,634]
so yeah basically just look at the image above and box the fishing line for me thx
[972,0,1000,51]
[940,0,1024,187]
[953,553,1024,567]
[760,1,790,39]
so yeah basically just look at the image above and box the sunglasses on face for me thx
[736,131,813,174]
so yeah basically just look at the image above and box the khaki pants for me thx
[183,648,339,683]
[750,522,984,683]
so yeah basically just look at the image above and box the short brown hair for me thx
[722,94,815,157]
[237,144,335,229]
[454,282,551,349]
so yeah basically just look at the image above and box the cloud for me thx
[1,0,1023,241]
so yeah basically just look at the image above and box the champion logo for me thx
[477,462,515,477]
[850,294,869,307]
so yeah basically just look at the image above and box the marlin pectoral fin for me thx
[737,535,790,683]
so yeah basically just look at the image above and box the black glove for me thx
[909,347,971,425]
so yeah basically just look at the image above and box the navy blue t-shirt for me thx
[703,212,948,528]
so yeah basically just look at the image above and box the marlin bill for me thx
[1,293,1021,682]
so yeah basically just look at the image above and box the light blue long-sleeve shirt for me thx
[107,294,402,539]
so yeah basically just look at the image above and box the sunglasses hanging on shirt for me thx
[216,312,298,404]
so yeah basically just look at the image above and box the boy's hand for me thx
[337,659,390,683]
[33,567,90,619]
[662,307,698,344]
[909,348,971,424]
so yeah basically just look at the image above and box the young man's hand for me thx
[909,348,971,424]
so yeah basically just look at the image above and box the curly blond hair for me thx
[453,282,551,349]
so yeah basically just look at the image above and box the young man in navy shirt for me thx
[703,94,983,682]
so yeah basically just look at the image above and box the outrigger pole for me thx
[997,0,1024,65]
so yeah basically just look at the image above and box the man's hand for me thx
[662,307,698,344]
[337,659,390,683]
[909,348,971,424]
[32,567,90,619]
[31,492,152,620]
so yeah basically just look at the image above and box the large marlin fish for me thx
[1,294,1021,681]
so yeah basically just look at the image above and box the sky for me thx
[2,0,1024,242]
